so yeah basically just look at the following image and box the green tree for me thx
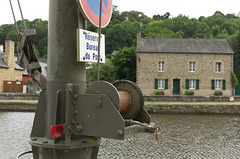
[212,25,220,37]
[222,20,239,35]
[153,14,161,21]
[111,5,120,21]
[5,30,18,42]
[143,21,183,38]
[105,24,129,54]
[0,18,48,58]
[231,72,239,88]
[0,24,14,46]
[198,16,205,21]
[120,11,148,22]
[194,22,211,38]
[233,32,240,81]
[105,21,139,54]
[37,37,48,57]
[112,46,136,82]
[153,12,170,21]
[226,13,237,19]
[88,60,116,82]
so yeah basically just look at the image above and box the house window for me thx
[186,79,199,90]
[215,80,221,90]
[215,62,222,73]
[158,79,165,89]
[158,61,164,72]
[212,79,226,90]
[155,79,168,89]
[190,62,195,72]
[189,79,196,89]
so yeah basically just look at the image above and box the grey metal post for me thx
[97,0,103,81]
[40,0,99,158]
[46,0,86,139]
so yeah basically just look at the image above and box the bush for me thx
[154,90,164,95]
[214,90,223,96]
[231,72,239,88]
[184,90,194,95]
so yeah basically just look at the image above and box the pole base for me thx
[30,137,100,159]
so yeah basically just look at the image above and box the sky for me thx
[0,0,240,26]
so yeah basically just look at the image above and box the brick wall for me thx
[137,52,233,96]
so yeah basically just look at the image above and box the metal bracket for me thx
[65,83,125,145]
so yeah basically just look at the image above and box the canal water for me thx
[0,112,240,159]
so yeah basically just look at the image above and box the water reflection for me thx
[99,114,240,159]
[0,112,239,159]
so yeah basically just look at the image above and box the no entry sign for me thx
[77,0,113,28]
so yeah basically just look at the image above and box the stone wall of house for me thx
[0,41,22,92]
[136,52,233,96]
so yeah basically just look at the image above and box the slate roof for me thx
[40,62,47,77]
[137,38,234,54]
[111,50,119,56]
[0,51,9,68]
[0,48,4,54]
[14,62,24,70]
[0,52,23,70]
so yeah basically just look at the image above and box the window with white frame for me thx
[215,62,222,73]
[190,62,195,72]
[215,80,221,90]
[189,79,196,89]
[158,61,164,72]
[158,79,165,89]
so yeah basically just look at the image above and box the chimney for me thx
[4,40,15,68]
[0,45,3,52]
[137,33,141,47]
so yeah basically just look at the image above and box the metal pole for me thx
[17,0,27,29]
[47,0,86,139]
[35,0,99,158]
[97,0,103,81]
[9,0,19,34]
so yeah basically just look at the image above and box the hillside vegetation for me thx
[1,6,240,82]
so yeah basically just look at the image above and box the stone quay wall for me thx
[144,96,240,114]
[0,93,39,100]
[144,95,240,102]
[144,104,240,114]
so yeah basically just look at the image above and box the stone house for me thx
[136,36,234,96]
[0,40,23,92]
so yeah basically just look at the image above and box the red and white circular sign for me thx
[77,0,112,28]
